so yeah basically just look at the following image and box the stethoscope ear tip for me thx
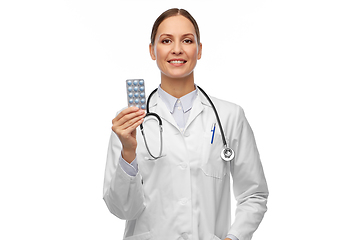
[221,147,235,161]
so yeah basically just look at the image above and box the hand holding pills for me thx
[112,106,146,163]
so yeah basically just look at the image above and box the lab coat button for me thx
[180,233,189,240]
[179,163,187,169]
[179,198,188,205]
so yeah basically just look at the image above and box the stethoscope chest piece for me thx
[221,147,235,161]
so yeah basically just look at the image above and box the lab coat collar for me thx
[148,90,178,129]
[196,86,212,108]
[157,86,178,114]
[185,86,213,129]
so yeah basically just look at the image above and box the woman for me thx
[103,8,268,240]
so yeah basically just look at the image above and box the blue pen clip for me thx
[211,123,216,144]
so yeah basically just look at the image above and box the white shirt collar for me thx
[157,85,198,113]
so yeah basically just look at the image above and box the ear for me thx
[149,43,156,60]
[197,43,202,60]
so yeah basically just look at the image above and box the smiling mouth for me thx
[168,60,187,64]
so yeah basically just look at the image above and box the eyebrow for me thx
[159,33,195,38]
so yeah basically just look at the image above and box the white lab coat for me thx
[103,91,268,240]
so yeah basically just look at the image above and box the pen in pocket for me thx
[211,123,216,144]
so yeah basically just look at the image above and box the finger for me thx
[119,113,145,131]
[118,117,144,137]
[112,107,140,123]
[112,107,139,123]
[113,109,144,128]
[115,110,145,128]
[127,117,144,133]
[112,112,145,134]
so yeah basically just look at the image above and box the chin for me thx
[164,68,194,78]
[166,72,193,80]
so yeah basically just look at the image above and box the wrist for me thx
[121,148,136,163]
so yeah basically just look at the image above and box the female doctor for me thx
[103,8,268,240]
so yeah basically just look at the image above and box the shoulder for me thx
[208,95,245,119]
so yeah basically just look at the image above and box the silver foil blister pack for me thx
[126,79,146,109]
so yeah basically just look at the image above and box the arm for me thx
[103,108,146,220]
[228,106,269,240]
[119,155,138,176]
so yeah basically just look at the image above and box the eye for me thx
[183,39,193,44]
[162,39,171,44]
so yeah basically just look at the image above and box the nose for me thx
[172,41,183,55]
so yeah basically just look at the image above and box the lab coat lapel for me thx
[150,92,179,129]
[184,92,206,130]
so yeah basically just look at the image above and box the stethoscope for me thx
[140,86,235,161]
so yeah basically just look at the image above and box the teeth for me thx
[169,60,185,64]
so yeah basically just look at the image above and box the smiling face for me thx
[149,15,202,81]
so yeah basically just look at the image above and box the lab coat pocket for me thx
[200,134,229,179]
[123,231,152,240]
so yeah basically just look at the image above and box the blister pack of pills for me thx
[126,79,146,109]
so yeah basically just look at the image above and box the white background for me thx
[1,0,359,239]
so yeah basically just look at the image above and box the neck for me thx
[160,72,196,98]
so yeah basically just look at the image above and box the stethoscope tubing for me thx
[140,86,234,161]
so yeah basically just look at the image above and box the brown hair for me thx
[150,8,200,46]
